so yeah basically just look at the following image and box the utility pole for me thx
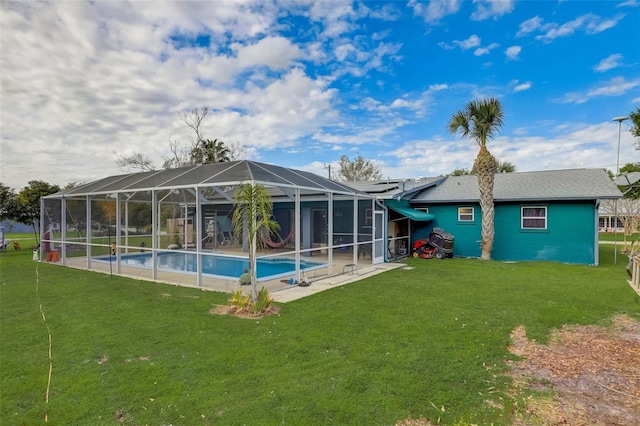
[324,163,332,180]
[612,115,630,264]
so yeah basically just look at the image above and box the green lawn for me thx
[598,232,639,242]
[1,244,639,425]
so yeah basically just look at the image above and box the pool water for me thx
[96,252,325,281]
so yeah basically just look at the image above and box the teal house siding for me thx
[412,202,598,264]
[412,204,482,258]
[492,202,597,264]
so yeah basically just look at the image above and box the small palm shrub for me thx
[228,287,273,315]
[251,287,273,314]
[229,288,250,312]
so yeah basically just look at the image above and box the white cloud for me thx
[594,54,623,72]
[390,98,424,110]
[428,83,449,92]
[409,0,461,23]
[453,35,481,50]
[516,16,543,37]
[358,97,383,111]
[474,43,499,56]
[0,1,342,188]
[438,41,455,50]
[559,77,640,104]
[332,41,403,77]
[535,13,624,43]
[334,42,358,61]
[233,37,302,70]
[505,45,521,60]
[471,0,515,21]
[513,82,532,92]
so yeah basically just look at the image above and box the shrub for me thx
[228,287,273,315]
[251,287,273,314]
[229,288,250,312]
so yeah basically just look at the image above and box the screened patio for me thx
[40,161,386,293]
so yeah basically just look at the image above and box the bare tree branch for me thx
[180,106,208,148]
[227,141,248,161]
[115,152,156,172]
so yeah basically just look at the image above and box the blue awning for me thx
[385,199,435,221]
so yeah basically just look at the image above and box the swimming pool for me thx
[95,252,325,281]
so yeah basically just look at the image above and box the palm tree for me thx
[448,98,504,260]
[190,138,230,165]
[231,183,280,302]
[496,160,516,173]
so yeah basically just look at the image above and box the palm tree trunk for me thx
[251,232,258,302]
[474,146,497,260]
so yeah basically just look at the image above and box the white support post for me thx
[327,192,333,276]
[195,186,203,288]
[61,197,67,264]
[124,200,129,254]
[39,197,45,262]
[152,190,158,281]
[86,196,92,268]
[115,193,121,274]
[295,188,301,282]
[353,195,358,265]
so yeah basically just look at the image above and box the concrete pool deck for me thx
[58,254,406,302]
[271,261,405,302]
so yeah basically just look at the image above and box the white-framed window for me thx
[458,207,474,222]
[415,207,429,214]
[364,208,372,228]
[522,206,547,229]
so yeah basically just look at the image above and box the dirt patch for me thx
[210,304,280,319]
[508,314,640,425]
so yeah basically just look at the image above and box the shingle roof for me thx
[410,169,622,203]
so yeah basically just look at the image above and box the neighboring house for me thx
[598,198,640,234]
[400,169,622,265]
[0,220,34,233]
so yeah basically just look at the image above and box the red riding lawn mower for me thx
[412,227,454,259]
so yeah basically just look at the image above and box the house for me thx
[397,169,622,265]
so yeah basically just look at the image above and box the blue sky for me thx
[1,0,639,190]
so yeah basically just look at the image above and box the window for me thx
[364,208,372,228]
[458,207,474,222]
[415,207,429,214]
[522,206,547,229]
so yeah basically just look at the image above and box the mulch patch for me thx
[210,304,280,319]
[508,314,640,425]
